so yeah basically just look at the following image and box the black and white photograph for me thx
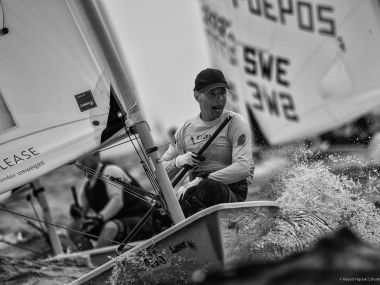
[1,1,380,284]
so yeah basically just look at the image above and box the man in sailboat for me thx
[161,68,253,217]
[67,153,153,250]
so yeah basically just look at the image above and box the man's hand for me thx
[175,152,200,168]
[81,214,104,234]
[69,204,83,219]
[176,177,202,201]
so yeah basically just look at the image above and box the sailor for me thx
[161,68,253,217]
[67,153,153,250]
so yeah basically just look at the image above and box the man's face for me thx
[198,87,227,121]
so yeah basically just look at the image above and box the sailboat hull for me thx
[70,200,278,285]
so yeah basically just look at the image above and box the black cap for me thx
[193,68,229,93]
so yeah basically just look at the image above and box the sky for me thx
[104,0,210,140]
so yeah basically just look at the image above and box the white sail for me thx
[0,0,138,194]
[199,0,380,144]
[0,0,184,222]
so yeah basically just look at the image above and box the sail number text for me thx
[139,248,168,269]
[243,46,298,122]
[232,0,336,37]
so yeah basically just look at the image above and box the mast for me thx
[67,0,185,223]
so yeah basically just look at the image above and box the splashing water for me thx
[254,145,380,259]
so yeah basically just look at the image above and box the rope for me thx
[123,128,168,217]
[96,135,172,153]
[98,136,141,153]
[0,207,133,249]
[75,163,152,203]
[95,124,215,156]
[125,130,161,196]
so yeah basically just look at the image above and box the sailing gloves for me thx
[176,177,202,201]
[69,204,83,219]
[175,152,200,168]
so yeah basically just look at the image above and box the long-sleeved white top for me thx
[161,111,253,184]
